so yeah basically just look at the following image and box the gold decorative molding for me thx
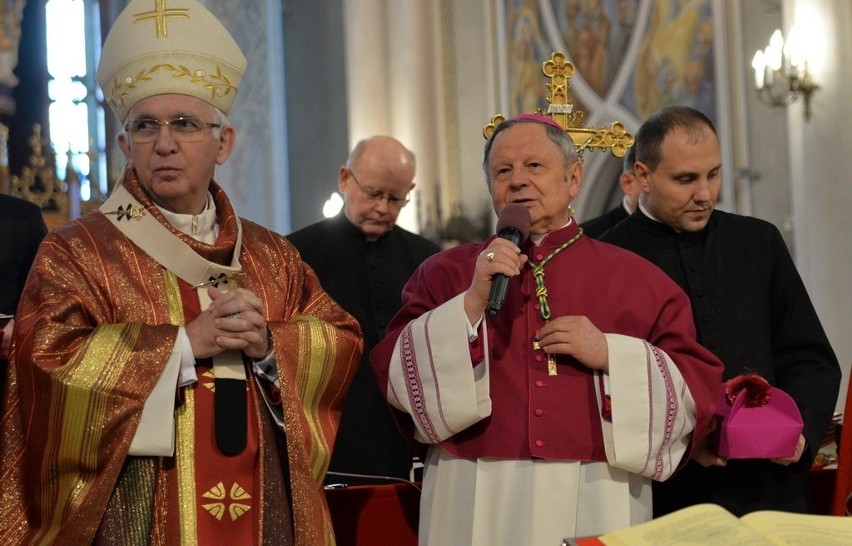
[7,123,67,212]
[483,51,634,158]
[2,123,103,230]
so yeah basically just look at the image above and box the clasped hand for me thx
[186,286,270,360]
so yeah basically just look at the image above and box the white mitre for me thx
[96,0,247,121]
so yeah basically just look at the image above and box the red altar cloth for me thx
[325,483,420,545]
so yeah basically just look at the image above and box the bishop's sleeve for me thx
[379,294,492,444]
[598,334,697,482]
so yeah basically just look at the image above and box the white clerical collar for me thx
[530,218,574,246]
[638,201,661,222]
[622,194,635,214]
[638,201,683,233]
[158,193,219,244]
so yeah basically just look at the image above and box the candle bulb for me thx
[768,30,784,71]
[785,25,803,78]
[752,50,766,89]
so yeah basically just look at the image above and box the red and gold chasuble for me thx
[98,177,265,544]
[0,171,362,546]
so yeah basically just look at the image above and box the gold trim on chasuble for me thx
[162,269,204,545]
[293,316,339,482]
[175,379,200,544]
[42,323,142,543]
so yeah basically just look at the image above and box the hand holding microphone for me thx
[485,203,532,317]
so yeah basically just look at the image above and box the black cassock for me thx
[603,208,841,516]
[580,203,629,239]
[0,195,47,408]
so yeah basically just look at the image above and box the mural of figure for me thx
[562,0,582,62]
[509,0,717,126]
[606,0,636,87]
[509,0,548,114]
[682,59,715,119]
[633,0,714,120]
[683,18,717,120]
[575,0,610,96]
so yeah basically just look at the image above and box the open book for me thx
[566,503,852,546]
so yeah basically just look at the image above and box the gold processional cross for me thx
[483,51,634,156]
[483,51,635,375]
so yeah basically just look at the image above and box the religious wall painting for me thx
[506,0,553,116]
[502,0,719,127]
[498,0,730,216]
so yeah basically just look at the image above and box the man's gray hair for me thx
[482,118,579,183]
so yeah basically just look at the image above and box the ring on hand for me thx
[486,252,495,263]
[231,312,241,319]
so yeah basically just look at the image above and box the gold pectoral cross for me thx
[533,341,558,376]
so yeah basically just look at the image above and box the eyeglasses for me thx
[125,116,221,143]
[348,169,411,208]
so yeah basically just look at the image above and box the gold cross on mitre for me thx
[134,0,190,38]
[483,51,634,158]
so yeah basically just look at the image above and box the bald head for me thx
[347,135,416,176]
[339,136,416,241]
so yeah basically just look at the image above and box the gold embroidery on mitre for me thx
[133,0,189,37]
[108,63,239,112]
[201,481,252,522]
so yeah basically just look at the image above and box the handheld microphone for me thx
[486,203,532,317]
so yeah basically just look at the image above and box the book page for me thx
[598,504,777,546]
[742,510,852,545]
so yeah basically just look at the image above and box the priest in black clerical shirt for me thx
[602,106,840,517]
[287,136,440,484]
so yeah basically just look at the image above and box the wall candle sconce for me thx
[751,27,818,120]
